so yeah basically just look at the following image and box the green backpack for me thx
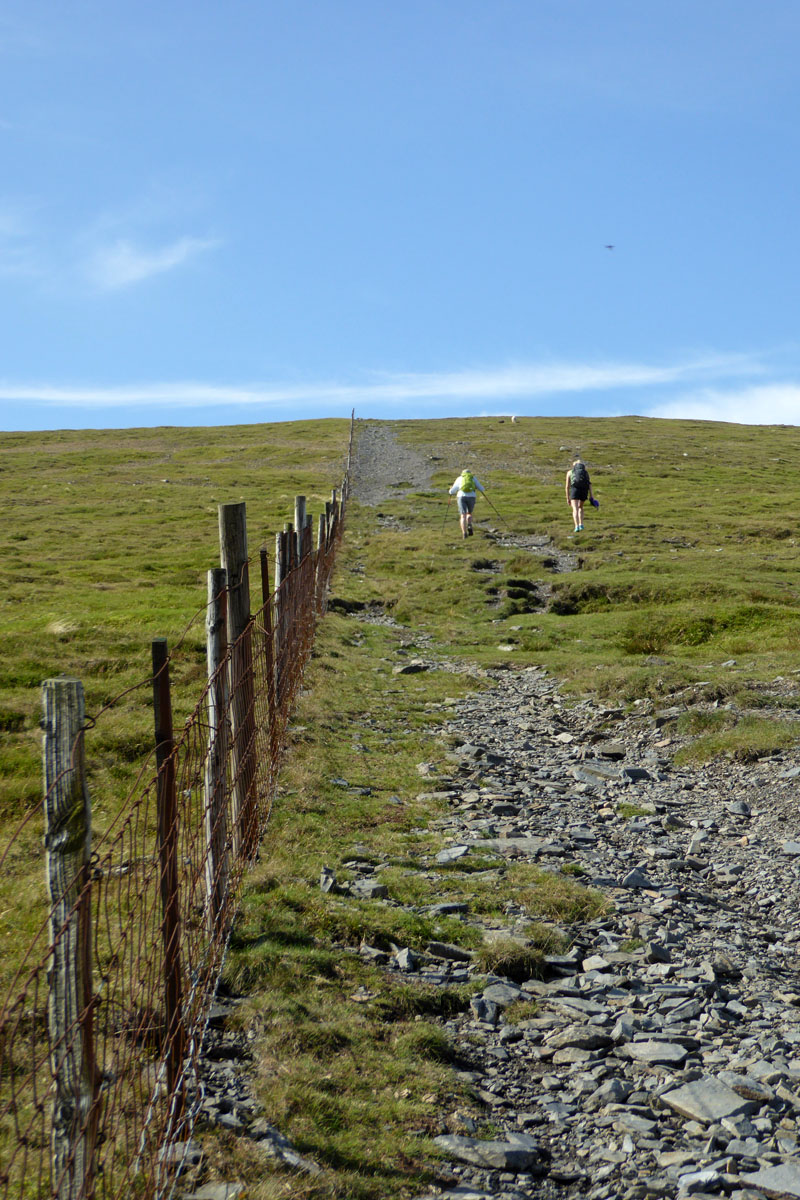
[460,470,476,492]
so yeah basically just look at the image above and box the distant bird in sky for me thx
[604,244,615,250]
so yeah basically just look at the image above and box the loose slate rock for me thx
[436,845,471,864]
[623,1041,690,1067]
[661,1077,755,1123]
[393,660,430,675]
[433,1133,541,1172]
[739,1163,800,1198]
[621,868,657,890]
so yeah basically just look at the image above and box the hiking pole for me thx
[440,494,453,536]
[481,490,507,528]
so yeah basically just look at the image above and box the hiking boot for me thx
[578,524,583,531]
[467,525,473,536]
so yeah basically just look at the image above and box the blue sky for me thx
[2,1,800,431]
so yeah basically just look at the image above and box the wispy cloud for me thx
[86,235,219,290]
[646,384,800,426]
[0,353,764,412]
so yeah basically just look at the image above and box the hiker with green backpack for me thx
[565,456,597,532]
[449,468,485,538]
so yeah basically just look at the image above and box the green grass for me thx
[8,413,800,1197]
[674,713,798,764]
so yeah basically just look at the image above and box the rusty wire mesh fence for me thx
[0,425,353,1200]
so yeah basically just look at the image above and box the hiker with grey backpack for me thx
[449,469,485,538]
[566,456,598,533]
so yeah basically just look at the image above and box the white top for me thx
[449,474,484,497]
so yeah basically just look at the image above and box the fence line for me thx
[0,414,354,1199]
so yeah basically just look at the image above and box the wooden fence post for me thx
[274,531,286,707]
[315,513,326,614]
[43,677,100,1200]
[218,502,258,859]
[330,488,339,543]
[259,549,278,753]
[324,501,333,549]
[151,639,186,1120]
[204,570,230,933]
[294,497,307,560]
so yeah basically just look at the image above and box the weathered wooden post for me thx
[259,549,278,754]
[43,677,101,1200]
[294,497,307,561]
[324,501,333,550]
[315,512,327,614]
[274,529,286,707]
[302,514,314,629]
[330,488,339,543]
[204,570,230,934]
[151,639,186,1119]
[218,502,258,859]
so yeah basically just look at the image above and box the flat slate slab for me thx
[433,1134,541,1172]
[436,845,471,864]
[739,1163,800,1198]
[661,1077,755,1123]
[471,837,545,855]
[623,1041,690,1067]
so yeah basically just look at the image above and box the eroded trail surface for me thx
[388,664,800,1200]
[347,423,800,1200]
[350,420,435,506]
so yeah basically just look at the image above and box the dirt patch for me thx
[350,421,435,506]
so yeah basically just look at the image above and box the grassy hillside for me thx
[0,418,351,1006]
[343,416,800,703]
[4,414,800,1198]
[210,415,800,1198]
[0,419,349,816]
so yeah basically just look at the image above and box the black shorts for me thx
[569,486,589,502]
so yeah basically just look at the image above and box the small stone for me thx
[645,942,671,964]
[433,1133,541,1172]
[624,1041,690,1067]
[621,868,657,890]
[319,866,338,893]
[483,982,525,1007]
[349,878,388,899]
[426,941,472,961]
[436,845,471,864]
[622,766,652,782]
[547,1024,613,1051]
[582,954,610,972]
[394,947,417,971]
[470,997,499,1025]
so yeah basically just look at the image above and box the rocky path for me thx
[349,419,435,506]
[367,661,800,1200]
[346,423,800,1199]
